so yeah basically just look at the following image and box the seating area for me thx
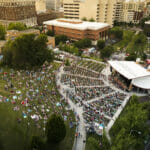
[77,60,105,73]
[61,74,104,87]
[64,65,100,78]
[83,92,127,127]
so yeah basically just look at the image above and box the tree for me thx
[7,22,27,31]
[97,40,105,49]
[100,46,114,58]
[0,24,6,40]
[89,18,95,22]
[65,59,70,66]
[126,33,147,59]
[82,17,87,21]
[87,137,99,150]
[102,131,111,150]
[55,35,68,45]
[74,38,91,49]
[2,34,54,68]
[46,114,66,143]
[30,136,45,150]
[109,27,123,40]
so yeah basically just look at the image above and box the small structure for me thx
[108,61,150,94]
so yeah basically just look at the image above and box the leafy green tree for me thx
[89,18,95,22]
[126,33,147,59]
[7,22,27,31]
[74,38,91,49]
[101,131,111,150]
[30,136,45,150]
[100,46,114,58]
[109,27,123,40]
[82,17,87,21]
[46,114,66,143]
[97,40,105,50]
[55,35,68,45]
[2,34,54,68]
[87,137,99,150]
[0,24,6,40]
[65,59,70,66]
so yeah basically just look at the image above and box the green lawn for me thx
[0,62,75,150]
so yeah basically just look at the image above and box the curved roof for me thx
[108,61,150,80]
[132,76,150,89]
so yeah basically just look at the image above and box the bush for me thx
[74,38,92,49]
[97,40,105,49]
[101,46,114,58]
[55,35,68,45]
[30,136,45,150]
[46,114,66,143]
[7,22,27,31]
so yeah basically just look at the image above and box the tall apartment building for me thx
[121,0,144,23]
[46,0,61,11]
[63,0,118,26]
[0,0,37,27]
[36,0,46,13]
[144,0,150,17]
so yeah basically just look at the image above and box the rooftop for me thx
[43,18,110,31]
[108,61,150,80]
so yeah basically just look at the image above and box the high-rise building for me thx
[46,0,61,11]
[36,0,46,13]
[63,0,119,26]
[0,0,37,27]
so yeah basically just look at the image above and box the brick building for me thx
[0,0,37,27]
[43,19,110,44]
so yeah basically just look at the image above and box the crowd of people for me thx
[83,92,127,127]
[0,63,74,131]
[77,60,105,73]
[61,74,104,88]
[64,66,100,78]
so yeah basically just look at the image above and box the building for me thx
[6,29,40,40]
[109,61,150,94]
[37,10,63,25]
[63,0,118,26]
[144,0,150,17]
[36,0,46,14]
[46,0,61,11]
[43,18,110,44]
[0,0,37,27]
[121,0,145,24]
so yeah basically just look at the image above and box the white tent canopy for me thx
[108,61,150,80]
[108,61,150,90]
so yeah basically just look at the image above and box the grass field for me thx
[0,62,75,150]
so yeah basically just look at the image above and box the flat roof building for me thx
[43,18,110,43]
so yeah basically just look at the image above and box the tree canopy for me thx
[97,40,105,50]
[100,46,114,59]
[74,38,92,49]
[126,33,147,59]
[7,22,27,31]
[109,27,123,40]
[46,114,66,143]
[55,35,68,45]
[0,24,6,40]
[2,34,54,68]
